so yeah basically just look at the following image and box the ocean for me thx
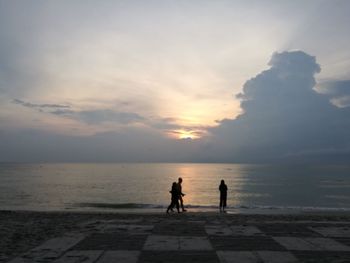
[0,163,350,213]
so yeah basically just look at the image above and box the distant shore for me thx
[2,210,350,262]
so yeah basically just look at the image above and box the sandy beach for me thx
[1,210,350,262]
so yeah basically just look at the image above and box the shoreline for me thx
[2,206,350,216]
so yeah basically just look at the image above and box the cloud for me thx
[317,80,350,108]
[13,98,144,125]
[12,99,70,109]
[3,50,350,163]
[74,109,144,125]
[205,51,350,163]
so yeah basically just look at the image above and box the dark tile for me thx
[257,224,321,237]
[72,233,147,250]
[335,238,350,246]
[138,251,219,263]
[152,222,206,236]
[293,251,350,263]
[209,236,286,251]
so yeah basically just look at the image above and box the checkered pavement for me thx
[8,217,350,262]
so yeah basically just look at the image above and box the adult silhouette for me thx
[177,177,187,212]
[219,179,227,212]
[166,182,180,213]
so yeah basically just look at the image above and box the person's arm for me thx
[178,185,185,196]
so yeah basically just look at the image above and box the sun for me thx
[171,129,202,140]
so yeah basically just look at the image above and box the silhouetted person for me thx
[166,182,180,214]
[219,179,227,212]
[178,177,187,212]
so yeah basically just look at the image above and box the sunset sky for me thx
[1,0,350,162]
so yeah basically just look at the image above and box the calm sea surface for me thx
[0,163,350,213]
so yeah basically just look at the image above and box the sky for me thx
[1,0,350,163]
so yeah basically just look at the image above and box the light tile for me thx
[8,235,85,263]
[180,236,213,250]
[273,237,319,251]
[304,237,350,251]
[143,235,180,251]
[310,226,350,238]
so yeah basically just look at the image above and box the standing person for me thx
[177,177,187,212]
[166,182,180,214]
[219,179,228,212]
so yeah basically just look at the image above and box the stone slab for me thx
[257,251,299,263]
[103,224,154,235]
[139,251,220,263]
[210,237,286,251]
[205,225,233,236]
[143,235,180,250]
[73,233,147,250]
[152,221,206,236]
[335,237,350,246]
[96,250,140,263]
[54,250,102,263]
[180,236,213,250]
[309,226,350,237]
[293,251,350,262]
[143,235,212,251]
[273,237,318,251]
[230,225,264,236]
[217,251,298,263]
[8,235,85,263]
[274,236,350,251]
[304,237,350,251]
[258,224,320,237]
[217,251,257,263]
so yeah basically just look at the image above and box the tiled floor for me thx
[8,219,350,262]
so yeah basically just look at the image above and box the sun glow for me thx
[170,129,202,140]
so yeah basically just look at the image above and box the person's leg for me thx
[166,200,174,214]
[219,197,223,212]
[167,199,175,213]
[176,199,180,213]
[223,195,227,212]
[166,202,172,213]
[180,196,187,211]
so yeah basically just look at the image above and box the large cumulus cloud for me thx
[204,51,350,163]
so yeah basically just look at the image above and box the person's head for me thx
[178,177,183,183]
[172,182,177,188]
[221,179,225,184]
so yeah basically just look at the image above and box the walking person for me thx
[166,182,180,214]
[177,177,187,212]
[219,179,228,212]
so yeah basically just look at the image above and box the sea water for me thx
[0,163,350,213]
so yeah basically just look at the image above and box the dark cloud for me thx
[204,51,350,163]
[12,99,70,109]
[12,98,144,125]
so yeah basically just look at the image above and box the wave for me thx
[74,202,350,212]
